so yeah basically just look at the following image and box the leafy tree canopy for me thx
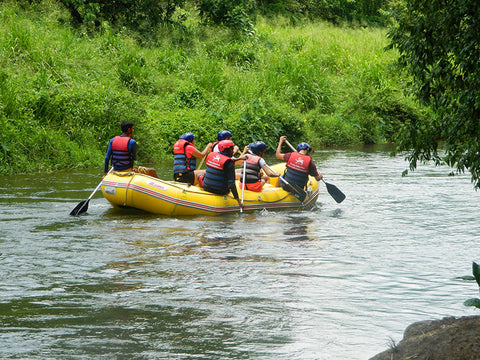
[387,0,480,187]
[58,0,185,29]
[56,0,389,32]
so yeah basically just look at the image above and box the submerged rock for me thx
[369,315,480,360]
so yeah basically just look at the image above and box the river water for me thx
[1,146,479,360]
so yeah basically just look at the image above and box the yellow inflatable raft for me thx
[101,163,319,216]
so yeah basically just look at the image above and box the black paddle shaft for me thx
[69,168,112,216]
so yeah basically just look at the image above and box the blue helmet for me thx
[217,130,232,141]
[180,132,195,142]
[249,141,267,155]
[296,142,311,152]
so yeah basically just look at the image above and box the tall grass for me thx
[0,0,426,174]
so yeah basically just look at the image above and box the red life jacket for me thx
[111,136,133,170]
[173,139,196,173]
[173,139,188,154]
[205,151,230,170]
[211,140,220,152]
[284,152,311,188]
[203,152,232,194]
[112,136,130,151]
[240,154,262,184]
[286,152,311,173]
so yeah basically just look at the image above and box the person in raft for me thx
[213,130,247,180]
[173,132,212,185]
[104,121,157,177]
[199,140,245,210]
[275,135,323,190]
[104,121,137,175]
[239,141,280,192]
[212,130,239,155]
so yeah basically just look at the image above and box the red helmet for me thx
[218,140,235,152]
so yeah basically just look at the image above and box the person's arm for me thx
[225,161,239,198]
[232,146,249,165]
[309,160,323,181]
[129,139,138,161]
[240,145,249,157]
[233,155,248,163]
[191,143,213,158]
[261,158,280,177]
[276,135,287,160]
[104,139,113,174]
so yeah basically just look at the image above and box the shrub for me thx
[224,99,304,150]
[306,113,361,148]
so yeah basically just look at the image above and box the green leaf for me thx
[464,298,480,308]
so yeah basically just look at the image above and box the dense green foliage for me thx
[0,0,424,174]
[388,0,480,188]
[58,0,186,30]
[57,0,390,31]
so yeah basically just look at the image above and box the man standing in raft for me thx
[104,121,137,175]
[104,121,157,177]
[275,135,323,190]
[199,140,244,210]
[173,132,212,185]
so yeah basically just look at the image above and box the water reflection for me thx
[0,297,245,359]
[329,208,344,218]
[282,214,316,242]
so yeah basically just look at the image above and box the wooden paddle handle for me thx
[284,139,297,152]
[197,155,206,170]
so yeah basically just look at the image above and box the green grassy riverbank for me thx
[0,1,426,174]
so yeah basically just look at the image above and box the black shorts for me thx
[174,171,195,185]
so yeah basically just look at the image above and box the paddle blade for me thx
[70,199,89,216]
[325,182,346,203]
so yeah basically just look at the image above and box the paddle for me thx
[240,159,247,212]
[70,168,112,216]
[322,180,346,203]
[197,155,206,170]
[284,139,346,203]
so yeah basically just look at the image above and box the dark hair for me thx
[121,121,134,133]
